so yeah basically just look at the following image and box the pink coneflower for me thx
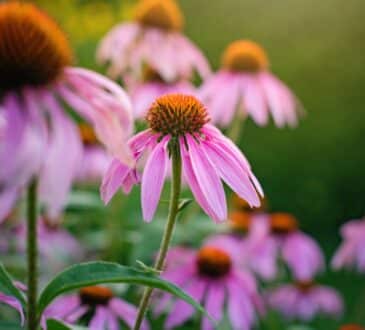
[97,0,211,83]
[128,67,195,119]
[101,94,263,222]
[155,236,263,330]
[15,217,82,269]
[199,40,301,128]
[43,286,149,330]
[332,218,365,272]
[0,2,133,221]
[230,212,324,281]
[267,281,343,321]
[76,123,112,183]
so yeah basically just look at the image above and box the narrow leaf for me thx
[37,261,209,321]
[0,263,26,308]
[177,198,193,214]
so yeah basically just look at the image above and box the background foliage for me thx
[27,0,365,329]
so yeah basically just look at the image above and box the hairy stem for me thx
[133,141,182,330]
[27,179,38,330]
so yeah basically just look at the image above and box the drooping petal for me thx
[202,140,260,207]
[38,94,82,219]
[109,298,149,330]
[241,75,269,126]
[227,279,255,330]
[89,306,108,330]
[141,139,169,222]
[181,141,218,220]
[201,285,225,330]
[165,279,206,329]
[62,67,134,166]
[0,187,18,224]
[101,159,134,204]
[186,135,227,221]
[282,232,324,281]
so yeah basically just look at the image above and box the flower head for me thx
[332,217,365,272]
[134,0,184,31]
[102,93,263,222]
[222,40,268,73]
[155,236,263,329]
[0,2,72,91]
[238,212,324,281]
[0,1,133,221]
[97,0,210,82]
[267,281,343,321]
[43,285,149,330]
[199,39,301,128]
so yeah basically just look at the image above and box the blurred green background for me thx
[32,0,365,329]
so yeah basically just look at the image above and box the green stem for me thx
[227,113,245,143]
[27,179,38,330]
[133,141,182,330]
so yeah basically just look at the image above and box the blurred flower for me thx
[339,325,365,330]
[127,66,195,119]
[43,286,149,330]
[101,94,263,222]
[199,40,301,128]
[0,2,133,221]
[15,217,83,269]
[230,212,324,281]
[267,281,343,321]
[76,123,112,183]
[154,236,263,330]
[332,217,365,272]
[97,0,211,83]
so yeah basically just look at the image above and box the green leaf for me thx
[0,321,24,330]
[37,261,210,321]
[0,263,26,309]
[177,198,193,214]
[46,319,70,330]
[46,319,88,330]
[287,326,315,330]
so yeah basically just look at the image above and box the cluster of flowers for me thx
[0,0,364,329]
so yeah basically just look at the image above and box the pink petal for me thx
[165,279,206,329]
[202,140,260,207]
[141,139,169,222]
[186,135,227,221]
[38,95,82,218]
[89,306,108,329]
[0,293,24,325]
[101,159,132,204]
[201,285,225,330]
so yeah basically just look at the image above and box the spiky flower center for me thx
[222,40,268,73]
[229,211,251,232]
[0,2,72,92]
[295,281,315,293]
[197,246,232,278]
[79,286,113,306]
[134,0,184,31]
[146,94,209,137]
[78,123,98,146]
[270,213,298,234]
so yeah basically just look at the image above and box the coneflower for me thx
[199,40,302,128]
[97,0,211,83]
